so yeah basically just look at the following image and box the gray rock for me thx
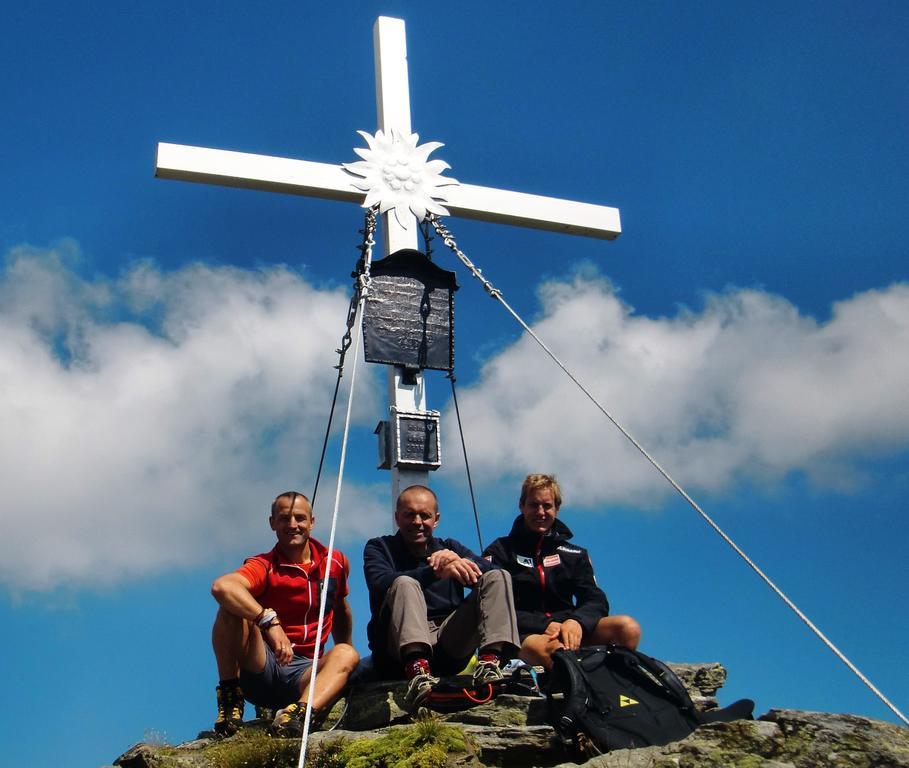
[758,708,909,768]
[110,663,909,768]
[666,661,727,710]
[548,710,909,768]
[338,661,725,731]
[335,678,412,730]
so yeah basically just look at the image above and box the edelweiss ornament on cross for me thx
[345,129,457,227]
[155,16,621,506]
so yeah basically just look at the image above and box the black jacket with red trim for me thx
[483,515,609,639]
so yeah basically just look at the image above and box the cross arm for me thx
[155,142,621,240]
[155,142,363,203]
[443,183,621,240]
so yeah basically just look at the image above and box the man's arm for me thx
[211,569,295,665]
[565,550,610,635]
[431,538,497,586]
[432,555,481,586]
[331,598,354,645]
[443,538,496,573]
[363,536,434,594]
[211,571,264,622]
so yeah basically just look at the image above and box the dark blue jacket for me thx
[483,515,609,639]
[363,531,493,657]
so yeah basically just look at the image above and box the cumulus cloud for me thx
[443,267,909,508]
[0,244,381,592]
[5,246,907,591]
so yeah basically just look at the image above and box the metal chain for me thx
[420,217,434,260]
[428,215,500,299]
[427,213,909,728]
[355,204,377,296]
[298,206,377,768]
[311,206,377,507]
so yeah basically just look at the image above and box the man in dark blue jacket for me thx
[484,474,641,670]
[364,485,520,710]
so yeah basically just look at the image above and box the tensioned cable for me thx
[448,372,484,552]
[298,210,376,768]
[311,211,377,507]
[428,214,909,728]
[424,214,484,551]
[423,215,485,551]
[296,301,364,767]
[310,292,358,508]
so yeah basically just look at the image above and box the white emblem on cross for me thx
[344,129,457,227]
[155,16,622,509]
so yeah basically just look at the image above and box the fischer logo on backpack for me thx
[546,644,754,756]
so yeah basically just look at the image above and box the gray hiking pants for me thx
[381,570,521,667]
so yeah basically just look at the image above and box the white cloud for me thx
[443,267,909,508]
[0,245,381,592]
[5,247,907,591]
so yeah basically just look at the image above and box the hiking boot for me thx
[402,671,438,711]
[472,658,504,686]
[214,683,244,736]
[269,701,326,738]
[254,704,275,722]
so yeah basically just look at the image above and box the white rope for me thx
[296,295,366,767]
[429,215,909,728]
[297,218,375,768]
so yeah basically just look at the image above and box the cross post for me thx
[370,18,429,506]
[154,16,621,514]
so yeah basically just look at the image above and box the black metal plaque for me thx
[394,409,441,469]
[363,249,458,372]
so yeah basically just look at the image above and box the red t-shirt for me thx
[237,537,349,659]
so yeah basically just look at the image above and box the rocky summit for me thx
[111,662,909,768]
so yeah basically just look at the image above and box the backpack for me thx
[546,645,754,756]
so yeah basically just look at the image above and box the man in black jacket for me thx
[484,474,641,669]
[364,485,521,710]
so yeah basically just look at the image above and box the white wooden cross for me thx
[155,16,621,509]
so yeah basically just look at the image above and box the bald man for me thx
[363,485,520,711]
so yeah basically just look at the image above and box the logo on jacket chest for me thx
[516,555,534,568]
[543,554,561,567]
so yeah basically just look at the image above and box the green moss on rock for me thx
[202,731,299,768]
[310,719,474,768]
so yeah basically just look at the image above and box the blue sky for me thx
[1,2,908,766]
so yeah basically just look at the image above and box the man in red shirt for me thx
[210,491,358,737]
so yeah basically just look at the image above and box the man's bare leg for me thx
[588,615,641,649]
[519,615,642,670]
[270,643,360,736]
[297,643,360,714]
[212,606,267,679]
[211,607,268,735]
[518,632,564,670]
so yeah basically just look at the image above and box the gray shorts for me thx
[239,645,313,709]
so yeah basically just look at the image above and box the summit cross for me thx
[155,16,621,506]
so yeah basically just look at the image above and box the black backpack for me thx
[547,645,754,756]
